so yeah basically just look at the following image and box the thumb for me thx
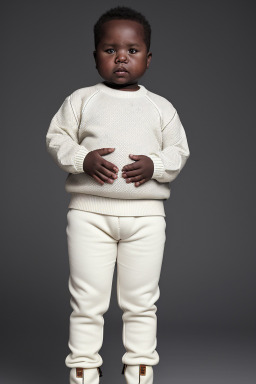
[98,147,115,156]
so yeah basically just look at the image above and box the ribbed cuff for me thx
[73,146,90,173]
[147,154,165,179]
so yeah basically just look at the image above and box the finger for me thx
[125,174,144,183]
[135,178,146,187]
[93,174,105,185]
[122,168,141,178]
[129,154,141,159]
[95,169,114,183]
[99,164,118,179]
[122,162,140,172]
[97,147,115,156]
[102,160,119,173]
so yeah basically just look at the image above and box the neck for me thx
[103,81,140,92]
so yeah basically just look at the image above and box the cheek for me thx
[98,58,113,70]
[135,59,147,71]
[132,55,147,65]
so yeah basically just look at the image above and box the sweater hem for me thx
[68,193,166,217]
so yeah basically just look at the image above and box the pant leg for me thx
[65,209,118,369]
[116,215,166,366]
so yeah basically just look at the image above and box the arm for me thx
[147,110,190,183]
[46,94,89,174]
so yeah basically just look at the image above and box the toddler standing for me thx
[46,6,190,384]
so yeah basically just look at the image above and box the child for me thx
[46,6,190,384]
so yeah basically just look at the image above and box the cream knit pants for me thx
[65,208,166,370]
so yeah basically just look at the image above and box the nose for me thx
[115,50,128,63]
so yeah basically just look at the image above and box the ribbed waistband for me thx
[68,193,165,217]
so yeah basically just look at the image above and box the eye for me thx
[105,48,115,54]
[129,48,138,54]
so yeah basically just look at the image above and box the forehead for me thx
[100,19,145,43]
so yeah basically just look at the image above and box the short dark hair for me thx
[93,6,151,52]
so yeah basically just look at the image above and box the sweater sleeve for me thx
[147,110,190,183]
[46,94,90,174]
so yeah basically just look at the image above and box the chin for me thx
[105,79,130,85]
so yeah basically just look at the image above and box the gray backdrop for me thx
[1,1,255,383]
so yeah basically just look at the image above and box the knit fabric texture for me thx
[46,82,190,216]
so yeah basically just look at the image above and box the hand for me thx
[83,148,119,185]
[122,154,154,187]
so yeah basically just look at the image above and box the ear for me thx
[146,52,152,68]
[93,50,97,68]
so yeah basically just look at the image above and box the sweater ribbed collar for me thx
[96,81,147,98]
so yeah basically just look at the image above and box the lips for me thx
[114,67,128,73]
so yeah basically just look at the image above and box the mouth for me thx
[114,67,128,74]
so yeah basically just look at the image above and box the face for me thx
[93,19,152,89]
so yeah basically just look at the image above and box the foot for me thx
[70,367,103,384]
[122,364,153,384]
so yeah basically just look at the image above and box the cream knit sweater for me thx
[46,82,190,216]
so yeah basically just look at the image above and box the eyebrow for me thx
[102,43,141,47]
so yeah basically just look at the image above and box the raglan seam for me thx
[162,109,178,131]
[144,94,163,128]
[81,88,101,115]
[69,94,79,127]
